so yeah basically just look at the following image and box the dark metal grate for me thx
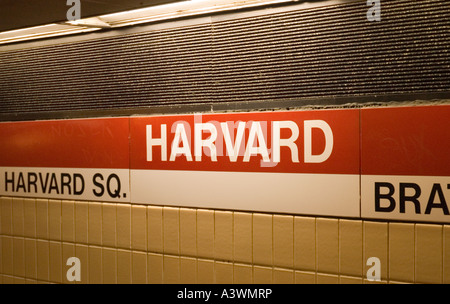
[0,0,448,118]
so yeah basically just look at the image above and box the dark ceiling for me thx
[0,0,183,32]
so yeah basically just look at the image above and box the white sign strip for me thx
[131,169,360,217]
[0,167,130,202]
[362,175,450,223]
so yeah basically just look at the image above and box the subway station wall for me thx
[1,0,450,284]
[1,105,449,284]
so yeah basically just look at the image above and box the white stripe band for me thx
[131,169,360,217]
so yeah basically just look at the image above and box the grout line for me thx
[231,210,234,269]
[441,224,444,284]
[161,206,165,283]
[250,211,254,268]
[337,218,340,277]
[115,202,118,284]
[360,219,364,281]
[443,225,446,284]
[362,219,365,282]
[45,199,50,282]
[386,220,389,282]
[314,217,317,284]
[291,214,295,272]
[413,223,416,283]
[177,207,181,259]
[271,214,274,283]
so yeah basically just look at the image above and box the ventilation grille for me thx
[0,0,449,118]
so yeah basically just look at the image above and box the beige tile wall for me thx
[1,196,449,284]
